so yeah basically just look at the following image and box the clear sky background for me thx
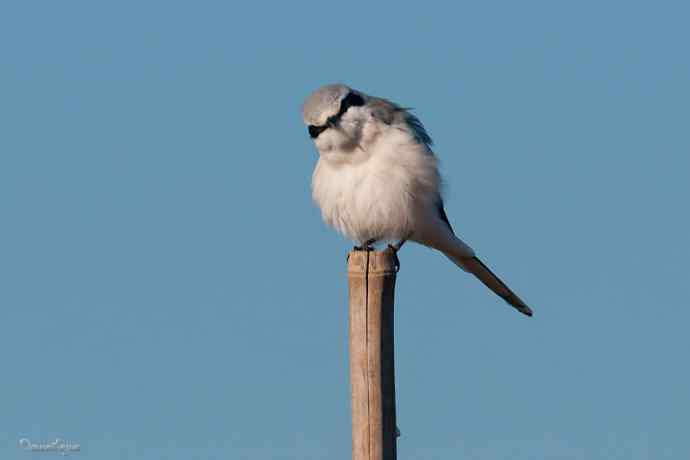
[1,1,689,459]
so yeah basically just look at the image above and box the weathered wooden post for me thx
[347,248,399,460]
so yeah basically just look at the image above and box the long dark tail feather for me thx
[457,256,533,317]
[435,202,532,316]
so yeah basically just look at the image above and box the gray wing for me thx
[404,111,433,146]
[370,97,433,147]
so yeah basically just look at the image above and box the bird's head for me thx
[302,84,370,156]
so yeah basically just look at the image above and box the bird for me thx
[302,83,533,317]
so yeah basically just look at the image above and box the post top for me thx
[347,248,399,275]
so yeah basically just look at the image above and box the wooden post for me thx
[348,248,398,460]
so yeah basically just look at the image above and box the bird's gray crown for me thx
[302,83,351,126]
[302,83,433,146]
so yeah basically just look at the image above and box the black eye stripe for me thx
[308,124,328,139]
[337,92,365,118]
[307,92,365,139]
[342,92,365,110]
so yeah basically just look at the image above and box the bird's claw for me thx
[349,243,373,263]
[353,245,374,251]
[353,238,377,252]
[386,244,401,272]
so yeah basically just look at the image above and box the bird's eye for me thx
[308,124,327,139]
[308,92,364,139]
[341,92,365,110]
[337,92,365,118]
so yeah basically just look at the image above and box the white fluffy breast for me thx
[311,128,441,243]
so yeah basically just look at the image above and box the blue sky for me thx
[1,1,689,459]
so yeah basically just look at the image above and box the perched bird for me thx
[303,84,533,316]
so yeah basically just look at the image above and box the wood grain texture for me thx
[348,249,398,460]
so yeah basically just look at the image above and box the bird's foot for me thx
[386,237,409,272]
[353,245,373,251]
[386,244,401,272]
[353,238,377,252]
[389,239,407,252]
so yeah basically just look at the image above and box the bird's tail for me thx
[444,240,533,316]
